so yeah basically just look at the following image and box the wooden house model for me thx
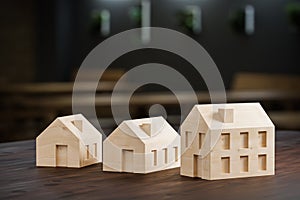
[180,103,275,180]
[103,116,180,173]
[36,114,102,168]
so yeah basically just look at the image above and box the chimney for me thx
[218,108,234,123]
[71,120,83,132]
[140,123,151,136]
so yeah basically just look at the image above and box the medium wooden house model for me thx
[103,116,180,173]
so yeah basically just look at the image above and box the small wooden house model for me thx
[103,116,180,173]
[180,103,275,180]
[36,114,102,168]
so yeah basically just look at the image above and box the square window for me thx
[185,131,192,147]
[221,133,230,150]
[240,132,249,148]
[86,145,89,160]
[221,157,230,173]
[258,154,267,170]
[199,133,204,149]
[151,150,157,166]
[240,156,249,172]
[163,148,168,164]
[258,131,267,147]
[174,146,178,162]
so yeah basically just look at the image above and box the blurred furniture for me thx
[0,131,299,199]
[1,72,300,142]
[71,68,125,82]
[0,68,130,142]
[231,72,300,130]
[1,87,300,142]
[0,81,134,142]
[231,72,300,91]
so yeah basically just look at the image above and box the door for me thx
[193,155,202,177]
[122,149,134,172]
[56,145,67,167]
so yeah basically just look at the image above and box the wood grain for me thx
[0,131,300,199]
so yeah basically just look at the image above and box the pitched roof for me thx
[194,103,274,130]
[39,114,101,144]
[116,116,178,144]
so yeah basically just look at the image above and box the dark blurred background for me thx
[1,0,300,142]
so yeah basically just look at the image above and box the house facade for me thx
[36,114,102,168]
[180,103,275,180]
[103,117,180,173]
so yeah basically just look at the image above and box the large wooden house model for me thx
[180,103,275,180]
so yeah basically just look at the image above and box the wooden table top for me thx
[0,131,300,199]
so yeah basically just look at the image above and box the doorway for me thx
[56,145,67,167]
[193,155,202,177]
[122,149,134,172]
